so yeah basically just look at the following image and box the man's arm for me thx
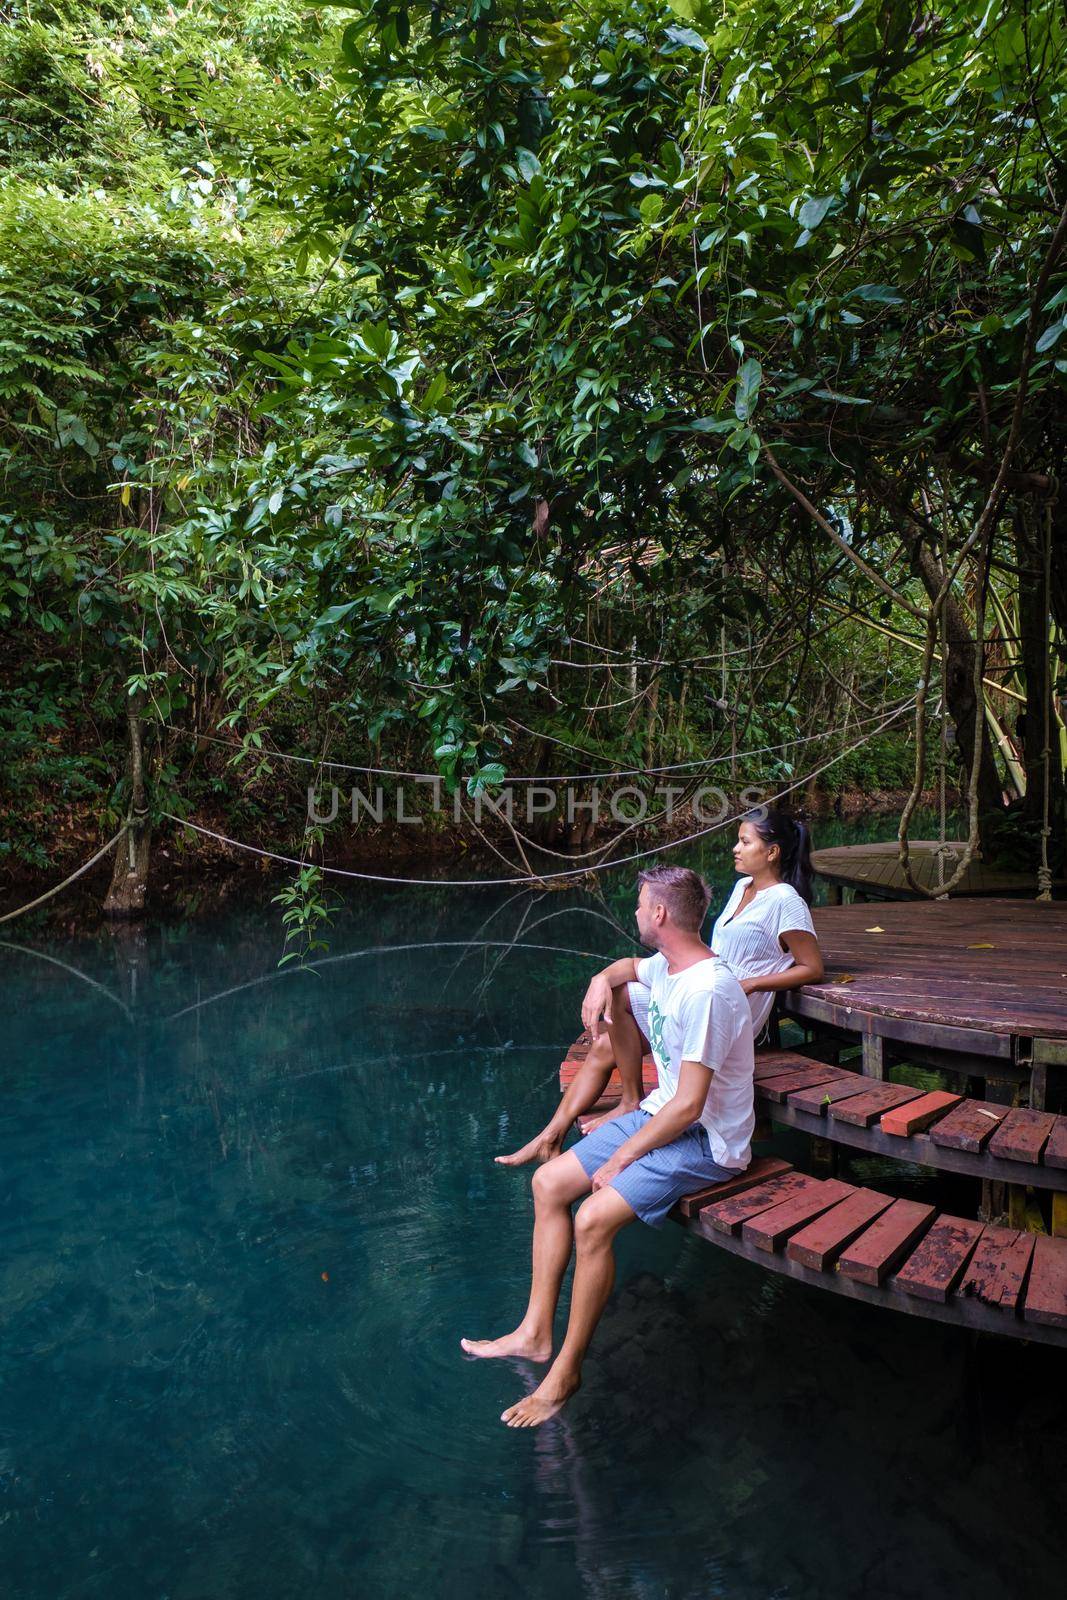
[581,956,641,1039]
[590,1059,712,1189]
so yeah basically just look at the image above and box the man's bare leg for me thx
[501,1186,635,1427]
[495,985,645,1166]
[461,1151,591,1362]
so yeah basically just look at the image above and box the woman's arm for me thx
[738,929,824,996]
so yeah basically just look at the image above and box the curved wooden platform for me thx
[812,840,1063,901]
[560,1034,1067,1346]
[786,898,1067,1070]
[562,1042,1067,1191]
[671,1164,1067,1348]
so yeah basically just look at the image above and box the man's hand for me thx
[581,974,614,1040]
[591,1151,629,1190]
[739,976,761,996]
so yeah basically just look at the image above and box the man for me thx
[461,864,755,1427]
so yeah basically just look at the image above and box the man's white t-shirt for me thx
[634,952,754,1169]
[710,878,816,1035]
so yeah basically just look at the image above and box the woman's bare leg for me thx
[495,985,644,1166]
[581,985,646,1133]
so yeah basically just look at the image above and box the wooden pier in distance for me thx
[811,839,1064,902]
[559,898,1067,1347]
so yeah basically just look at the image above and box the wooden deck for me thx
[670,1161,1067,1348]
[811,840,1063,901]
[787,898,1067,1075]
[562,1044,1067,1193]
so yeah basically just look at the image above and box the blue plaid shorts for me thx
[572,1109,739,1228]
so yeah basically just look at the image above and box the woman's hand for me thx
[739,976,762,996]
[581,974,614,1038]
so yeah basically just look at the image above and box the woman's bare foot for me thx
[582,1100,640,1135]
[501,1368,580,1427]
[460,1328,552,1363]
[494,1130,563,1167]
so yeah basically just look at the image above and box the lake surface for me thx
[2,818,1065,1599]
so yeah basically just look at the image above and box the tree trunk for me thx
[1014,503,1066,871]
[104,689,151,919]
[911,540,1003,816]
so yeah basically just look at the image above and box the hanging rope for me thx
[1037,494,1055,902]
[159,695,917,889]
[0,823,129,925]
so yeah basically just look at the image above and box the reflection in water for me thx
[2,822,1065,1599]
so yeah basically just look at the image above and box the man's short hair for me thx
[637,865,711,932]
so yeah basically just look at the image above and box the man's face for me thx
[635,884,662,948]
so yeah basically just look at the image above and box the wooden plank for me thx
[786,1189,895,1270]
[985,1107,1056,1165]
[699,1173,816,1237]
[1042,1116,1067,1170]
[742,1179,855,1252]
[881,1090,963,1137]
[672,1157,793,1220]
[892,1215,984,1303]
[753,1049,823,1080]
[829,1082,925,1128]
[837,1199,936,1286]
[756,1066,848,1103]
[929,1100,1010,1152]
[1024,1234,1067,1329]
[958,1225,1036,1313]
[787,1076,872,1116]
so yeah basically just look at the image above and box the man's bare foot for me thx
[582,1100,640,1135]
[501,1369,580,1428]
[494,1131,563,1167]
[460,1329,552,1363]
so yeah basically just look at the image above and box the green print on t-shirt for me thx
[646,996,668,1075]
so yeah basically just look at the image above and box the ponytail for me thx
[744,807,815,904]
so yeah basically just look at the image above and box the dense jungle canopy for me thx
[1,0,1065,904]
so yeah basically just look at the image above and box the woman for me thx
[495,808,824,1167]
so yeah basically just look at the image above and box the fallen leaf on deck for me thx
[865,926,885,933]
[967,942,995,949]
[831,974,855,984]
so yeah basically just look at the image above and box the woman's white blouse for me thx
[709,878,817,1036]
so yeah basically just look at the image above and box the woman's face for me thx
[733,821,779,879]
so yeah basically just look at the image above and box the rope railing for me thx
[163,698,910,785]
[160,696,918,889]
[0,823,129,926]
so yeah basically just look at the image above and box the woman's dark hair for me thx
[744,807,814,904]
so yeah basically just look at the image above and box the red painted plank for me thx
[891,1215,984,1303]
[881,1090,963,1137]
[786,1189,895,1270]
[829,1083,925,1128]
[756,1066,848,1103]
[958,1226,1036,1312]
[699,1173,816,1236]
[837,1199,936,1286]
[985,1107,1057,1165]
[673,1157,793,1219]
[1024,1234,1067,1329]
[928,1100,1009,1152]
[787,1076,872,1116]
[742,1179,855,1252]
[1043,1117,1067,1171]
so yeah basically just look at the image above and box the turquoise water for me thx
[2,821,1065,1599]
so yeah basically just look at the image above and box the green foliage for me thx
[2,0,1063,877]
